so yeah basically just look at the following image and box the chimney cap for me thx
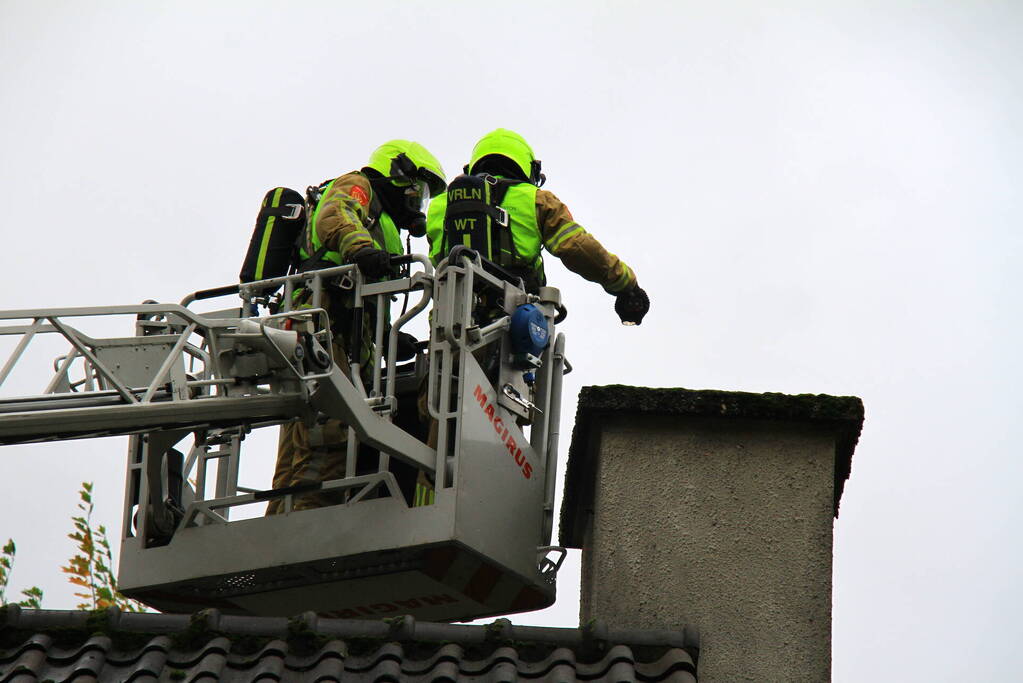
[559,385,865,547]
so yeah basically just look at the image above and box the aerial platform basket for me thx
[120,351,557,621]
[0,252,568,622]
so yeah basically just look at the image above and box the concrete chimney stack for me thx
[560,385,863,682]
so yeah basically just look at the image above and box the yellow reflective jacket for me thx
[426,181,637,294]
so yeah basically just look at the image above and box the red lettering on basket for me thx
[472,384,533,479]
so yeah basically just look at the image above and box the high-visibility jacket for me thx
[426,178,637,294]
[427,180,545,281]
[301,171,403,267]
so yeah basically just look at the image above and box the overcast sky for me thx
[1,2,1019,680]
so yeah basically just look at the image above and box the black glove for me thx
[403,211,428,238]
[351,247,394,279]
[395,331,419,361]
[614,286,649,326]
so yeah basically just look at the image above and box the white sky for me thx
[0,1,1019,680]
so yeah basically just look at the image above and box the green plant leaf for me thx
[18,586,43,609]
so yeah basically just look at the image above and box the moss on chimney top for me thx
[559,385,865,548]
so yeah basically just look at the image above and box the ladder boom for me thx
[0,303,319,446]
[0,393,308,445]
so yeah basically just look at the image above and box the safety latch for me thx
[537,546,567,584]
[502,383,541,414]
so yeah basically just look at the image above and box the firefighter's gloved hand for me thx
[404,212,427,238]
[615,286,649,326]
[351,247,394,279]
[395,332,419,361]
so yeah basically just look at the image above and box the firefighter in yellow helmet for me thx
[266,140,445,514]
[425,128,649,323]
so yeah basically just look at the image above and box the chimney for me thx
[560,385,863,682]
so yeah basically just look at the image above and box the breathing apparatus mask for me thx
[384,153,433,237]
[395,180,429,237]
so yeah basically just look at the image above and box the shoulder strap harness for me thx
[443,174,526,266]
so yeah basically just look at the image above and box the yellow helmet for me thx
[365,140,447,197]
[468,128,544,185]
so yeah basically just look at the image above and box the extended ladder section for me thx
[0,252,568,622]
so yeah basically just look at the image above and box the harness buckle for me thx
[494,206,509,227]
[281,204,303,220]
[482,174,499,186]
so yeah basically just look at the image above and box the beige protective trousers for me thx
[265,337,352,514]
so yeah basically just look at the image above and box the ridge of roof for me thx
[0,606,696,650]
[0,607,698,682]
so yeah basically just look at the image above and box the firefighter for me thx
[267,140,446,514]
[416,128,649,458]
[425,128,650,323]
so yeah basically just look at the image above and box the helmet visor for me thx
[403,178,430,214]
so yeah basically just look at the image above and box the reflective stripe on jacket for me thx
[426,180,637,293]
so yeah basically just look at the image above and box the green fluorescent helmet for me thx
[468,128,536,179]
[366,140,447,197]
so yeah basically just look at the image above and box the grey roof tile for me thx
[305,651,345,682]
[0,607,697,682]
